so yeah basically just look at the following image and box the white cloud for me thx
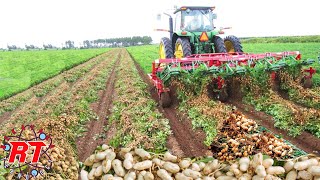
[0,0,319,48]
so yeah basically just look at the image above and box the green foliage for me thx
[241,35,320,44]
[0,48,109,100]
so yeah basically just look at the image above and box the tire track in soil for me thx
[227,99,320,156]
[76,50,121,162]
[129,52,211,157]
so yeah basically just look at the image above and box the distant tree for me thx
[65,40,75,49]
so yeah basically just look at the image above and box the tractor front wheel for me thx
[224,35,243,53]
[160,92,171,108]
[174,37,192,58]
[213,36,227,53]
[159,37,173,59]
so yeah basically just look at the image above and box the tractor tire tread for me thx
[224,35,243,53]
[160,37,174,58]
[213,36,227,53]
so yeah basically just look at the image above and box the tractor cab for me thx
[174,6,216,32]
[158,5,243,61]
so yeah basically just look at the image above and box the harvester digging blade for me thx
[149,51,317,106]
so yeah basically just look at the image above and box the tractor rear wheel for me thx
[174,37,192,58]
[160,92,171,108]
[224,35,243,53]
[159,37,173,59]
[213,36,227,53]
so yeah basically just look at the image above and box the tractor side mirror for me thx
[157,14,162,21]
[212,13,217,19]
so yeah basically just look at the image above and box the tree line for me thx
[81,36,152,48]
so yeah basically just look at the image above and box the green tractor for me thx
[158,6,243,59]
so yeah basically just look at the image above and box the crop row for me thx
[0,51,113,117]
[0,50,118,179]
[0,48,110,99]
[107,50,171,151]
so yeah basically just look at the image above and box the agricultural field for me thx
[0,42,319,179]
[0,48,109,100]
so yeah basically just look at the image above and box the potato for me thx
[285,170,297,180]
[92,162,102,168]
[252,175,264,180]
[124,171,136,180]
[102,159,112,173]
[153,158,165,168]
[239,157,250,172]
[106,151,116,161]
[284,160,294,172]
[191,163,201,172]
[216,176,236,180]
[144,172,155,180]
[179,159,191,169]
[112,159,126,177]
[94,165,103,177]
[199,162,206,170]
[135,148,151,160]
[252,153,263,168]
[202,176,215,180]
[123,153,134,170]
[294,161,309,171]
[163,152,178,162]
[157,169,173,180]
[262,159,274,169]
[182,169,201,179]
[101,144,109,150]
[163,162,180,173]
[238,173,252,180]
[95,151,107,161]
[80,169,89,180]
[102,174,113,180]
[266,166,285,175]
[137,172,144,180]
[203,159,219,175]
[226,171,234,177]
[298,170,312,180]
[308,165,320,176]
[175,173,192,180]
[265,174,281,180]
[255,165,266,177]
[133,160,153,170]
[314,176,320,180]
[88,167,96,180]
[214,170,223,178]
[84,156,94,166]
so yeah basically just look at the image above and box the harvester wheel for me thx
[213,36,227,53]
[302,77,312,88]
[224,35,243,53]
[174,37,192,58]
[160,92,171,108]
[159,37,174,59]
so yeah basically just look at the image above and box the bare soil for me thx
[130,52,212,157]
[76,53,120,162]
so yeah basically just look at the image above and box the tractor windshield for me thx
[181,9,214,32]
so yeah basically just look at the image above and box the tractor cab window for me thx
[181,9,214,32]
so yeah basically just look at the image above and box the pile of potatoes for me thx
[80,145,320,180]
[216,112,292,160]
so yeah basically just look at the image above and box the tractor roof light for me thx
[181,7,187,10]
[181,31,187,35]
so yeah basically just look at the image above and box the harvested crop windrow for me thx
[212,111,300,161]
[81,145,320,180]
[0,50,118,179]
[278,70,320,109]
[0,50,112,120]
[107,50,171,151]
[240,74,320,138]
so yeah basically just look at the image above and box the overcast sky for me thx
[0,0,319,48]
